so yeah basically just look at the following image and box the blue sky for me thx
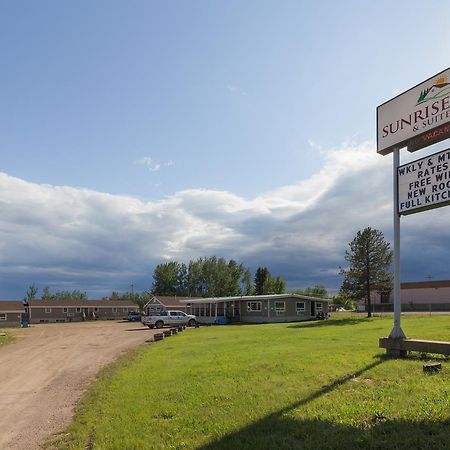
[1,1,450,298]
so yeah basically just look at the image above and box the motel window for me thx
[296,302,306,315]
[247,301,262,312]
[63,307,68,313]
[76,307,81,313]
[316,302,323,312]
[123,307,128,313]
[275,301,285,315]
[0,313,6,321]
[149,306,155,312]
[45,308,52,313]
[94,307,99,312]
[112,307,117,313]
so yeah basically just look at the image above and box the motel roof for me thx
[153,296,201,307]
[27,300,138,308]
[0,301,26,313]
[180,294,331,305]
[401,280,450,290]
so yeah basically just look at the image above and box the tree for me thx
[254,267,270,295]
[38,288,88,301]
[110,291,120,301]
[242,269,254,296]
[26,284,38,302]
[254,267,287,295]
[303,285,328,298]
[152,262,182,295]
[136,290,153,312]
[340,227,393,317]
[41,286,51,301]
[332,293,356,310]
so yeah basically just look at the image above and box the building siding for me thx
[28,302,138,324]
[0,312,23,327]
[240,297,328,323]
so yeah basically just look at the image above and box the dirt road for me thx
[0,321,158,450]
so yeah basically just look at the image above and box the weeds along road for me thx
[0,321,158,450]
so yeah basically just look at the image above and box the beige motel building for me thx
[360,280,450,312]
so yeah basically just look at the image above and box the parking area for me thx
[0,320,159,450]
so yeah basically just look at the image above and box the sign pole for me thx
[389,147,406,339]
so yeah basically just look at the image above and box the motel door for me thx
[310,302,315,317]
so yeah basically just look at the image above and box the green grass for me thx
[0,330,13,346]
[52,315,450,449]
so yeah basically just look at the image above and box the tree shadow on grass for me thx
[287,317,374,329]
[197,356,449,450]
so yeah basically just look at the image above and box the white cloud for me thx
[134,156,174,172]
[1,140,450,298]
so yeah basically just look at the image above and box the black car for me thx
[127,311,142,321]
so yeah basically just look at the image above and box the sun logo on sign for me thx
[417,75,450,105]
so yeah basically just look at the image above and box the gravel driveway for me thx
[0,321,158,449]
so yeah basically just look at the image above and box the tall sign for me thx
[377,67,450,155]
[377,67,450,340]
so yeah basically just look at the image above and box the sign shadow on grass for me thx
[197,356,448,450]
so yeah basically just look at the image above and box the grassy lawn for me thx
[0,330,13,346]
[52,315,450,449]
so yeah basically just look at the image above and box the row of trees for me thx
[290,285,328,298]
[152,257,286,297]
[24,227,392,318]
[100,290,152,310]
[26,285,88,302]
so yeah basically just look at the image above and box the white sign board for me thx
[377,67,450,155]
[398,148,450,215]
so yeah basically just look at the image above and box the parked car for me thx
[141,310,197,329]
[127,311,142,321]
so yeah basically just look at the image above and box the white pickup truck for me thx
[141,310,197,329]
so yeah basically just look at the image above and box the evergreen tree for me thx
[339,227,393,317]
[254,267,270,295]
[242,268,254,295]
[272,276,286,294]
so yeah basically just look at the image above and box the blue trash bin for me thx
[217,317,229,325]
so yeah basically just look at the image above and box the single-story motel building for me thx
[180,294,329,324]
[2,294,329,327]
[0,301,26,327]
[26,300,139,324]
[146,294,329,324]
[360,280,450,312]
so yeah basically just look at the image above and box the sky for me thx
[1,0,450,299]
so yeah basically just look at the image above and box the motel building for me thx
[359,280,450,313]
[178,294,330,324]
[26,299,139,324]
[0,301,26,327]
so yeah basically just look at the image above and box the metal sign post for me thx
[389,147,406,339]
